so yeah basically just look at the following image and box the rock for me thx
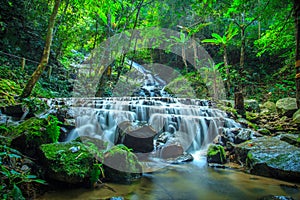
[260,101,276,114]
[115,121,157,153]
[40,142,95,185]
[257,128,271,136]
[157,142,184,159]
[10,117,60,157]
[0,104,27,118]
[234,136,300,182]
[103,144,142,183]
[235,128,255,144]
[244,99,260,113]
[207,144,226,164]
[276,98,297,117]
[292,109,300,124]
[221,128,260,145]
[280,134,300,147]
[258,195,295,200]
[167,153,194,164]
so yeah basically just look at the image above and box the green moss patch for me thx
[40,142,95,184]
[207,144,226,164]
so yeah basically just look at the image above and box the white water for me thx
[60,97,240,155]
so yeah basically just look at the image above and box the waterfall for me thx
[60,97,239,154]
[59,60,239,155]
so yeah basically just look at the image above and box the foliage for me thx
[46,115,62,143]
[90,163,105,187]
[0,0,297,103]
[0,145,46,200]
[22,97,49,115]
[0,79,22,106]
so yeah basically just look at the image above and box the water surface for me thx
[38,156,300,200]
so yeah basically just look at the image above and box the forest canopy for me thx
[0,0,296,102]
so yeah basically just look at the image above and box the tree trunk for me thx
[223,45,230,97]
[294,0,300,108]
[240,26,245,74]
[21,0,61,98]
[234,92,245,118]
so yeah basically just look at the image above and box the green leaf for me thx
[11,184,25,200]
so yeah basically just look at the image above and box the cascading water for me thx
[59,97,239,155]
[60,59,241,158]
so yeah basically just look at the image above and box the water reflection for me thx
[39,158,300,200]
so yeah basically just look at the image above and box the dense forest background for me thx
[0,0,296,103]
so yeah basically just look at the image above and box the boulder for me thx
[102,144,142,183]
[115,121,157,153]
[40,142,95,185]
[10,117,60,157]
[207,144,226,164]
[292,109,300,124]
[276,98,297,117]
[260,101,276,114]
[244,99,260,113]
[0,104,27,118]
[234,136,300,182]
[157,142,184,159]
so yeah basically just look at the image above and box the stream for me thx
[39,156,300,200]
[39,60,300,199]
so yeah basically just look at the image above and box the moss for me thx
[246,152,253,167]
[40,142,94,178]
[207,144,226,164]
[10,116,61,157]
[0,79,22,106]
[14,116,61,143]
[246,112,259,123]
[103,144,142,182]
[104,144,140,172]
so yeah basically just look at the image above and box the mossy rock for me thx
[292,109,300,124]
[235,136,300,182]
[0,79,22,107]
[207,144,226,164]
[260,101,276,114]
[10,117,60,157]
[40,142,95,184]
[276,98,297,117]
[103,144,142,183]
[244,99,260,113]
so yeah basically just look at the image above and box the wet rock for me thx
[167,153,194,164]
[115,121,157,153]
[280,134,300,147]
[276,98,297,117]
[258,195,295,200]
[207,144,226,164]
[234,136,300,182]
[235,128,254,144]
[157,141,184,159]
[103,144,142,183]
[220,128,261,145]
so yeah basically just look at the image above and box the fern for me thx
[46,115,62,143]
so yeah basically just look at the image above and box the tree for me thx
[21,0,61,98]
[202,23,238,96]
[294,0,300,108]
